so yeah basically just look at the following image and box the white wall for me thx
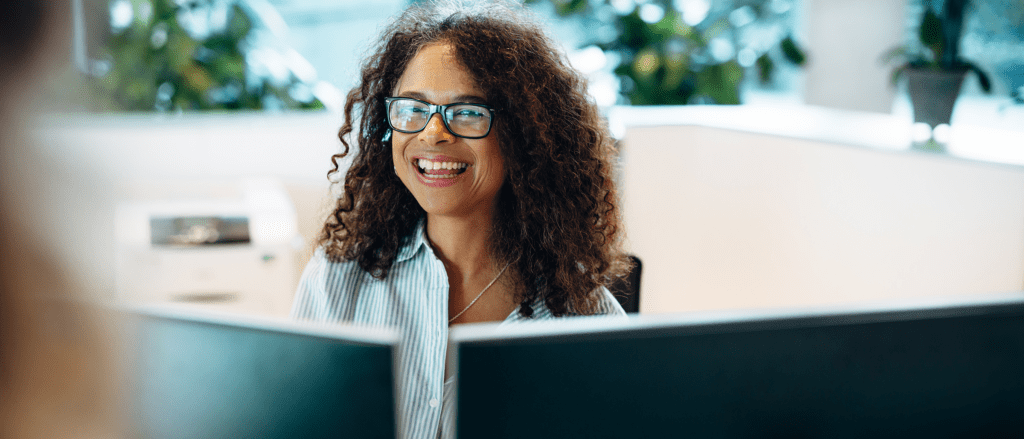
[803,0,906,113]
[620,122,1024,314]
[30,112,346,313]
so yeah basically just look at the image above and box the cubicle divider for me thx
[619,112,1024,314]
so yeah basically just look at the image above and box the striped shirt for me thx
[291,220,626,439]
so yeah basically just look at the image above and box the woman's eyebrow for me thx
[452,94,487,104]
[394,91,487,104]
[395,91,428,100]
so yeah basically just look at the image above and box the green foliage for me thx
[88,0,324,112]
[552,0,588,15]
[919,9,943,52]
[529,0,805,105]
[755,52,774,84]
[780,35,805,66]
[696,61,744,104]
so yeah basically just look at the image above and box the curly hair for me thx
[320,0,629,317]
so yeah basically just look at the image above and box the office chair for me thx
[608,255,642,313]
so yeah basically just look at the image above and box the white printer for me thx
[115,179,300,316]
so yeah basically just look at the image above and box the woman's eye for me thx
[398,105,428,117]
[453,108,485,119]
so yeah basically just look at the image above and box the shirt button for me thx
[429,398,440,408]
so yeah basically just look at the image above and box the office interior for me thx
[3,0,1024,435]
[23,0,1021,317]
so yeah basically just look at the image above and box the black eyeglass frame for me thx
[384,97,498,139]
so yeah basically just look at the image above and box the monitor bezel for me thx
[124,303,400,346]
[449,291,1024,348]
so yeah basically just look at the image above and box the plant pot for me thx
[906,68,967,128]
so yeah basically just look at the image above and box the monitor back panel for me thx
[456,300,1024,438]
[128,310,396,439]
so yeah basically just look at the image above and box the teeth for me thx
[417,159,469,172]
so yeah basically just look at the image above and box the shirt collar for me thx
[395,217,430,263]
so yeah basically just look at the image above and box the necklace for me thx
[448,262,511,324]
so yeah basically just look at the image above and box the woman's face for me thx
[390,43,506,219]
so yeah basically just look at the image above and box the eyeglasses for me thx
[385,97,496,139]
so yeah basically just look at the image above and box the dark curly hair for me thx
[320,0,629,317]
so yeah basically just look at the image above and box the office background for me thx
[31,0,1024,315]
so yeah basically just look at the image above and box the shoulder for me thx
[289,248,372,321]
[301,219,429,288]
[591,285,628,317]
[291,238,439,322]
[300,248,369,288]
[506,285,626,324]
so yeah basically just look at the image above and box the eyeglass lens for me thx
[387,98,492,138]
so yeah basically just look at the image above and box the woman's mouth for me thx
[416,158,469,179]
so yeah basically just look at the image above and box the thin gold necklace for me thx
[448,262,511,324]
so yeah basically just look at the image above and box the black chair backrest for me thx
[608,255,642,313]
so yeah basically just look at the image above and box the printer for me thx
[115,179,300,316]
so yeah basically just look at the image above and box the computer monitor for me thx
[123,306,398,439]
[449,292,1024,438]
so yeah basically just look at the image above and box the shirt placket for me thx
[425,251,449,434]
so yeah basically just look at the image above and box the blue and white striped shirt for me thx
[291,220,626,439]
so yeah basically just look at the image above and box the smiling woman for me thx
[390,43,507,220]
[289,1,630,437]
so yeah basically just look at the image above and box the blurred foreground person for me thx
[1,1,124,437]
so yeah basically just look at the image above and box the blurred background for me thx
[17,0,1024,317]
[56,0,1024,112]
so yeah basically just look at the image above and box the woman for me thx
[291,1,630,437]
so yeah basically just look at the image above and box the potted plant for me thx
[883,0,992,131]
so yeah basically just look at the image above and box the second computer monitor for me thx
[450,293,1024,438]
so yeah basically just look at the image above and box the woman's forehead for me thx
[392,43,486,103]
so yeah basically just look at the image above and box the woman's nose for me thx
[419,113,455,144]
